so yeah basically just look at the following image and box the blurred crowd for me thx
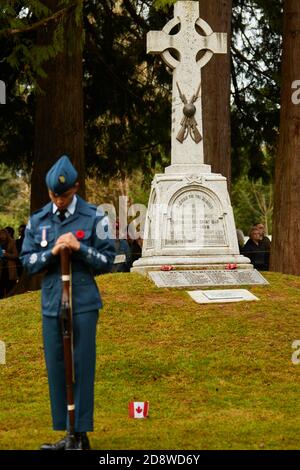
[0,220,270,299]
[0,222,142,299]
[110,220,143,273]
[0,225,26,298]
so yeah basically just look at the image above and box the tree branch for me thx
[0,4,77,37]
[231,55,244,114]
[231,44,273,81]
[122,0,149,31]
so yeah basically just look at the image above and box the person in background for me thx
[128,236,143,268]
[5,226,15,239]
[253,222,271,269]
[254,222,271,249]
[15,224,27,278]
[0,228,19,297]
[16,224,26,254]
[242,227,269,271]
[111,220,131,273]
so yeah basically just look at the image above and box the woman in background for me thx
[0,228,19,297]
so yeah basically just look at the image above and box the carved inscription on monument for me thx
[164,189,227,247]
[149,269,268,288]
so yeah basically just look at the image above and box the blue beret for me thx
[45,155,78,195]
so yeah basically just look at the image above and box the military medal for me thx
[41,227,48,247]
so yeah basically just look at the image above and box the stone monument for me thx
[131,0,251,274]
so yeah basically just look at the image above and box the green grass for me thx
[1,271,300,449]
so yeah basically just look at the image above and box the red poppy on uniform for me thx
[75,230,85,240]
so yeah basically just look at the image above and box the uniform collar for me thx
[52,195,77,216]
[38,194,94,221]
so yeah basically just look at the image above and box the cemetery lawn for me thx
[1,271,300,450]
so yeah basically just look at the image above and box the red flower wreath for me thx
[75,230,85,240]
[226,263,237,270]
[160,265,173,271]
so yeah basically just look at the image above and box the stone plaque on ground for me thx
[149,269,268,288]
[188,289,259,304]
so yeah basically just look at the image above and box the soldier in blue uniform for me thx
[20,155,115,450]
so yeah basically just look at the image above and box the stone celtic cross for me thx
[147,0,227,168]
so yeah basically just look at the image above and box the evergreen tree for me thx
[0,1,284,206]
[231,0,282,183]
[31,0,85,211]
[270,0,300,275]
[201,0,233,185]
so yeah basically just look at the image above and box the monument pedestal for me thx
[131,168,251,274]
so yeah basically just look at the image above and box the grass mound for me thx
[0,272,300,450]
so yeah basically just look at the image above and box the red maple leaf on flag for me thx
[128,401,149,418]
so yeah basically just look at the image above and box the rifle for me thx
[60,245,76,444]
[176,81,202,144]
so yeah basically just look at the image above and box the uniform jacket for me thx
[20,196,116,317]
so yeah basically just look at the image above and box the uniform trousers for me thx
[42,310,98,432]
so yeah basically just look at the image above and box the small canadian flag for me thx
[128,401,149,419]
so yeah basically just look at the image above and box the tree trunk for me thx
[31,0,85,213]
[200,0,232,187]
[270,0,300,275]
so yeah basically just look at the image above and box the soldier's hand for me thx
[51,242,68,256]
[56,233,80,252]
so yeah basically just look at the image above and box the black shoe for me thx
[40,432,91,451]
[40,435,67,451]
[75,432,91,450]
[64,433,79,450]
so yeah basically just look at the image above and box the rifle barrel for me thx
[60,246,75,435]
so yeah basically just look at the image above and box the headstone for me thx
[149,269,268,288]
[131,1,254,276]
[187,289,259,304]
